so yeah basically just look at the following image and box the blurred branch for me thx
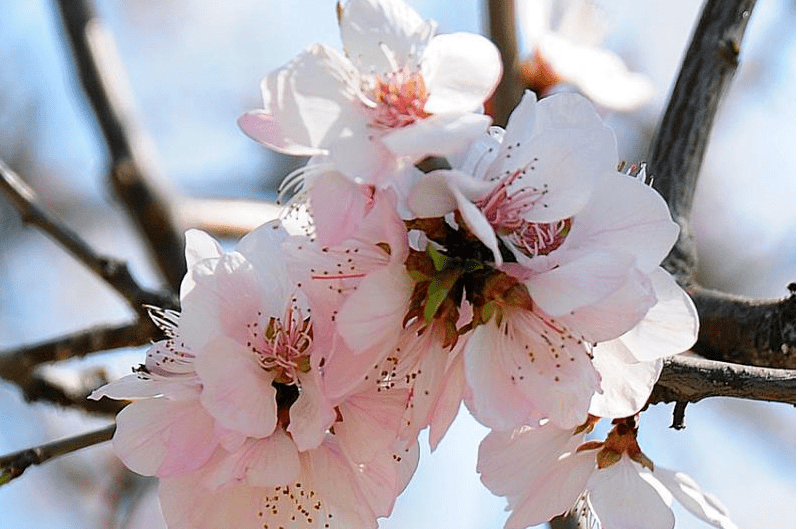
[691,283,796,368]
[53,0,186,292]
[0,158,178,316]
[485,0,525,126]
[177,197,281,239]
[18,375,127,415]
[0,320,153,382]
[650,354,795,428]
[647,0,757,283]
[0,424,115,486]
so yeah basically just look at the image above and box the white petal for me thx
[288,369,337,452]
[113,398,217,477]
[184,229,223,270]
[421,33,502,114]
[525,250,635,316]
[453,185,504,265]
[339,0,435,72]
[195,335,278,439]
[407,171,459,217]
[589,342,662,418]
[619,268,699,361]
[336,263,414,352]
[245,44,363,154]
[587,457,675,529]
[653,466,739,529]
[566,171,678,272]
[309,172,374,247]
[381,112,492,160]
[90,374,197,401]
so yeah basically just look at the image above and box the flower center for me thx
[248,303,313,385]
[369,68,430,129]
[477,171,571,258]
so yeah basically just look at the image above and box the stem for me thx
[485,0,525,127]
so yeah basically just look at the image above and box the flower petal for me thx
[587,457,675,529]
[288,369,337,452]
[589,342,663,418]
[421,32,502,114]
[339,0,435,72]
[653,466,738,529]
[195,335,278,439]
[381,112,492,160]
[619,267,699,361]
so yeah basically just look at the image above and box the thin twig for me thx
[176,197,281,239]
[0,159,178,316]
[485,0,525,127]
[647,0,757,283]
[0,424,115,486]
[691,283,795,368]
[20,375,127,415]
[650,354,795,408]
[53,0,186,292]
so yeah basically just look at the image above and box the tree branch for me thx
[53,0,186,292]
[647,0,757,283]
[691,283,796,368]
[0,159,178,316]
[650,354,795,428]
[176,197,281,239]
[0,424,115,486]
[485,0,525,127]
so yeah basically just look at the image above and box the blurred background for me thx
[0,0,794,527]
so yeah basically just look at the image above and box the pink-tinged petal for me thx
[178,252,267,352]
[302,438,379,529]
[381,112,492,160]
[195,335,278,439]
[407,171,459,217]
[587,457,675,529]
[203,430,301,490]
[336,262,414,352]
[560,268,656,343]
[288,370,337,452]
[477,424,580,501]
[525,251,635,317]
[421,33,502,113]
[619,267,699,361]
[159,473,265,529]
[589,342,662,418]
[238,110,326,157]
[113,398,217,478]
[89,374,198,402]
[336,388,409,464]
[499,311,599,429]
[184,229,223,270]
[339,0,435,72]
[246,44,363,154]
[567,171,678,272]
[427,351,466,450]
[319,336,386,401]
[309,172,375,247]
[652,466,738,529]
[356,440,420,518]
[505,451,596,529]
[464,323,543,430]
[451,183,504,265]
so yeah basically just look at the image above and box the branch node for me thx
[671,401,688,430]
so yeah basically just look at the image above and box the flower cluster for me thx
[91,1,736,528]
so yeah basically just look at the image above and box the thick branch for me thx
[0,159,178,316]
[486,0,525,127]
[53,0,186,291]
[650,354,795,407]
[0,424,115,486]
[691,284,796,368]
[647,0,757,282]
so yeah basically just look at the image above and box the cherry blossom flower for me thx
[91,223,419,529]
[408,91,696,429]
[478,418,738,529]
[517,0,654,110]
[239,0,501,245]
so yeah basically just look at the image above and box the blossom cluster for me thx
[91,1,736,528]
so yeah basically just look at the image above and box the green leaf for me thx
[426,244,449,272]
[424,270,460,322]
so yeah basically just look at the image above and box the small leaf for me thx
[426,244,449,272]
[424,270,460,322]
